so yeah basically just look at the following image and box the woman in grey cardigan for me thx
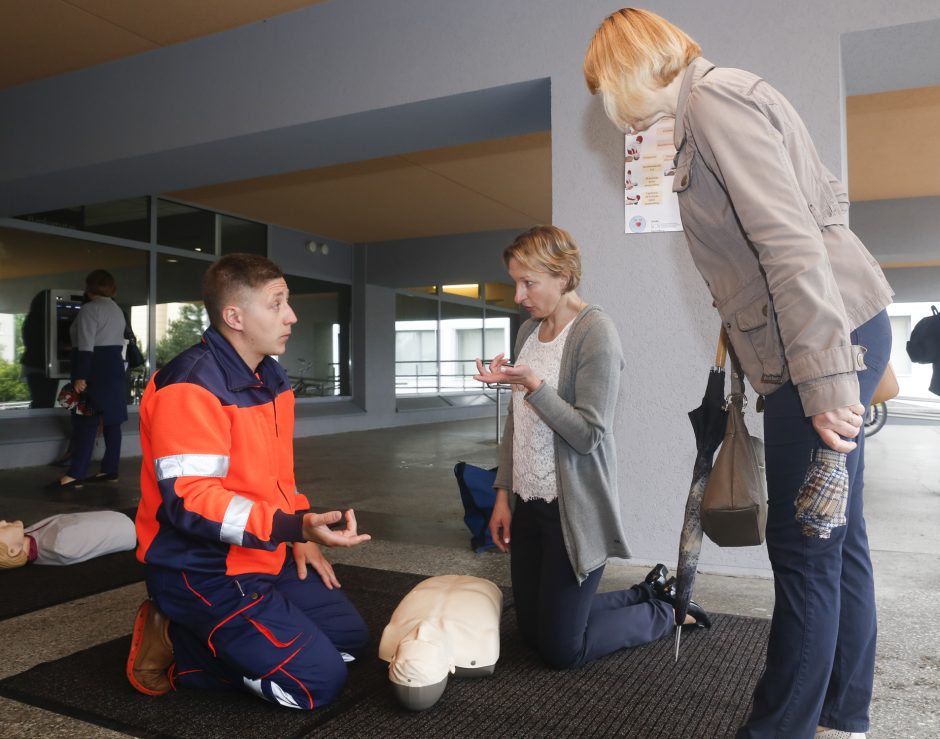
[585,10,892,739]
[475,225,709,670]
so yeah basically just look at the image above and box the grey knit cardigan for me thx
[494,305,630,582]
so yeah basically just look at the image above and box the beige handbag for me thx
[701,329,768,547]
[871,362,899,405]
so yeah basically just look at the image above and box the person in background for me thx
[474,225,709,672]
[584,9,893,738]
[20,291,59,409]
[127,253,370,711]
[48,270,128,489]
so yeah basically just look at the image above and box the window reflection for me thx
[155,254,210,369]
[220,215,267,256]
[16,197,150,243]
[0,227,148,410]
[395,294,439,394]
[157,199,215,253]
[282,275,351,397]
[394,288,519,396]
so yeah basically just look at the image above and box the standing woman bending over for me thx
[475,225,708,671]
[585,9,893,739]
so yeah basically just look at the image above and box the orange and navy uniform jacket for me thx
[136,327,309,576]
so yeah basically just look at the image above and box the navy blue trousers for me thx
[146,554,368,710]
[67,413,121,480]
[738,310,891,738]
[510,497,673,669]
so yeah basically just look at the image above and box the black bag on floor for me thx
[454,462,497,553]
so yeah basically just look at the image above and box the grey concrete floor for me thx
[0,417,937,738]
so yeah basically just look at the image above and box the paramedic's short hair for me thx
[504,225,582,293]
[202,254,285,329]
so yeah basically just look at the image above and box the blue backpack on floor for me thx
[454,462,497,553]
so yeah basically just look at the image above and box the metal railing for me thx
[394,359,485,395]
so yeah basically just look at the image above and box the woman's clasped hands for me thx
[473,353,540,393]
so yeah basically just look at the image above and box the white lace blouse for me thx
[511,319,574,502]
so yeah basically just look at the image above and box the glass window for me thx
[484,282,516,310]
[16,197,150,243]
[441,302,483,393]
[889,314,912,375]
[442,283,480,300]
[281,275,351,397]
[155,254,210,369]
[404,285,438,296]
[484,309,517,361]
[220,215,267,256]
[396,294,438,394]
[0,226,149,410]
[157,199,215,253]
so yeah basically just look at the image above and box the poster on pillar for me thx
[624,118,683,234]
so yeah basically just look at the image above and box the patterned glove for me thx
[794,448,849,539]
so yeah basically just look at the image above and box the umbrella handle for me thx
[715,325,729,368]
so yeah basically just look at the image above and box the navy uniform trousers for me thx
[510,496,673,669]
[146,552,368,710]
[738,310,891,738]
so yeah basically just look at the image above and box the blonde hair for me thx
[504,225,582,293]
[584,8,701,129]
[0,543,28,569]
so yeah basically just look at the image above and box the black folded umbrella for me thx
[673,327,729,660]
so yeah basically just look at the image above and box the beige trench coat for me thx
[672,57,893,417]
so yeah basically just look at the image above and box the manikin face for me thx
[507,257,570,321]
[0,520,25,558]
[228,278,298,368]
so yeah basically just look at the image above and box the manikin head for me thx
[0,520,29,569]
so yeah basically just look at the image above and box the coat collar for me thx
[202,326,281,392]
[673,56,716,151]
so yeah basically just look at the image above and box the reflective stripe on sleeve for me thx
[155,454,230,481]
[220,495,253,545]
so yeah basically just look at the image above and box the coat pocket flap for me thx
[735,300,768,332]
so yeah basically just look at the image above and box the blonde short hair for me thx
[584,8,701,129]
[0,543,28,569]
[504,225,581,293]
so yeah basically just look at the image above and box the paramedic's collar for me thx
[202,326,277,392]
[673,57,716,151]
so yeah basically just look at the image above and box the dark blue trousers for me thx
[67,413,122,480]
[738,310,891,738]
[146,554,368,710]
[510,497,673,669]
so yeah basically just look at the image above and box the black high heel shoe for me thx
[45,477,83,491]
[655,577,712,629]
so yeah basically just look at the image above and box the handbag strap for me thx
[717,325,747,412]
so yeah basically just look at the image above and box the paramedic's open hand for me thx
[812,403,865,453]
[487,489,512,554]
[303,509,371,548]
[293,541,341,589]
[474,354,541,393]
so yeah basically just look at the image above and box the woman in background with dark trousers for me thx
[49,270,128,490]
[585,9,894,737]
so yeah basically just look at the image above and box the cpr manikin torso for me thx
[379,575,502,710]
[0,511,135,569]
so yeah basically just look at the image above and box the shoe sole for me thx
[126,601,170,697]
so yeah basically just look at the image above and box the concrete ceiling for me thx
[0,6,937,243]
[0,0,328,90]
